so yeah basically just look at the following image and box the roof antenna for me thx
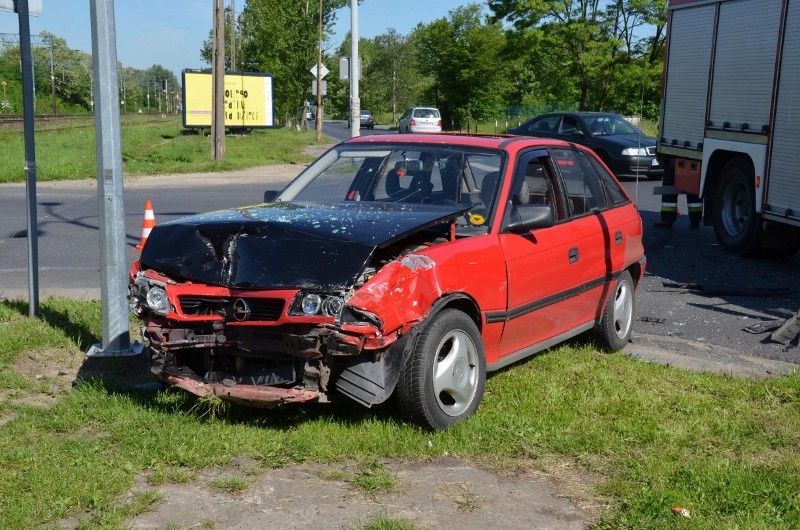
[634,77,645,208]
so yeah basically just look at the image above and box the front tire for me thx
[396,309,486,431]
[712,159,761,256]
[594,271,635,351]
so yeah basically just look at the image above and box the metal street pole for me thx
[349,0,359,138]
[315,0,322,142]
[17,0,40,317]
[86,0,139,357]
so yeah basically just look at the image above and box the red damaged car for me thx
[129,133,645,430]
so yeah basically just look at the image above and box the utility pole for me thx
[229,0,235,71]
[349,0,359,137]
[315,0,322,142]
[17,0,40,317]
[211,0,225,159]
[86,0,139,357]
[47,36,55,115]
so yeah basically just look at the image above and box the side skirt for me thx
[486,321,595,372]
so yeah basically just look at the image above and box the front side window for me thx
[560,116,587,136]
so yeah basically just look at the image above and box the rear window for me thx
[413,108,440,119]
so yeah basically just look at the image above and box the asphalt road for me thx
[1,122,798,365]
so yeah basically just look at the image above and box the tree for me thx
[413,4,510,129]
[490,0,666,116]
[215,0,353,126]
[329,29,420,124]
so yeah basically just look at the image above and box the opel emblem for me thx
[233,298,251,321]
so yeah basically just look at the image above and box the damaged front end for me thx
[129,201,462,409]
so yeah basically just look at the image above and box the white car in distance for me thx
[399,107,442,133]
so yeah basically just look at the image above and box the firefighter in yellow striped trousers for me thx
[654,157,702,228]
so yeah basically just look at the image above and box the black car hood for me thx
[140,201,465,290]
[600,134,657,149]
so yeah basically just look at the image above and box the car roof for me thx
[346,133,573,150]
[536,111,621,119]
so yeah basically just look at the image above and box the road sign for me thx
[339,57,362,80]
[0,0,42,16]
[311,81,327,96]
[310,63,329,79]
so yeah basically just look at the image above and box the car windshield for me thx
[586,115,639,136]
[279,143,504,233]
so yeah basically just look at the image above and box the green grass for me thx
[320,460,398,493]
[353,513,423,530]
[1,298,799,528]
[0,115,324,183]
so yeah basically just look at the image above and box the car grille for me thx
[646,146,656,156]
[178,296,285,321]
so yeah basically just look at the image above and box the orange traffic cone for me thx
[135,200,156,251]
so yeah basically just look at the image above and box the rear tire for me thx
[712,159,761,256]
[396,309,486,431]
[594,271,635,352]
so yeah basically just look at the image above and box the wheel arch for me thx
[625,260,644,288]
[700,139,766,216]
[427,292,483,332]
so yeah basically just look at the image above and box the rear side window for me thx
[526,115,560,134]
[587,155,629,206]
[551,148,608,216]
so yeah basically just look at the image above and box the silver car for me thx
[398,107,442,133]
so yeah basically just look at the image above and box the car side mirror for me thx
[571,129,586,137]
[263,190,280,203]
[504,204,554,233]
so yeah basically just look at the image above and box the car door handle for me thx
[615,231,623,245]
[569,247,579,263]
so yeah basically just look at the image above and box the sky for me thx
[0,1,472,80]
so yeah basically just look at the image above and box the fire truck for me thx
[658,0,800,256]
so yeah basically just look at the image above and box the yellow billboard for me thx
[182,70,274,128]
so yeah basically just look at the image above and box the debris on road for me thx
[743,320,784,334]
[638,316,666,324]
[659,282,795,298]
[769,310,800,345]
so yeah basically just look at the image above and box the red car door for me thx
[550,147,629,321]
[493,149,591,360]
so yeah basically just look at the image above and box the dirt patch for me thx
[113,458,597,529]
[0,347,152,428]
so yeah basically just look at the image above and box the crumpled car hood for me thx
[139,201,465,290]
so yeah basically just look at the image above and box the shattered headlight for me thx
[130,273,173,317]
[290,292,345,317]
[146,286,170,315]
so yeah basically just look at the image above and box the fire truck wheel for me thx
[712,158,761,257]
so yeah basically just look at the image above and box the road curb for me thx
[624,332,798,379]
